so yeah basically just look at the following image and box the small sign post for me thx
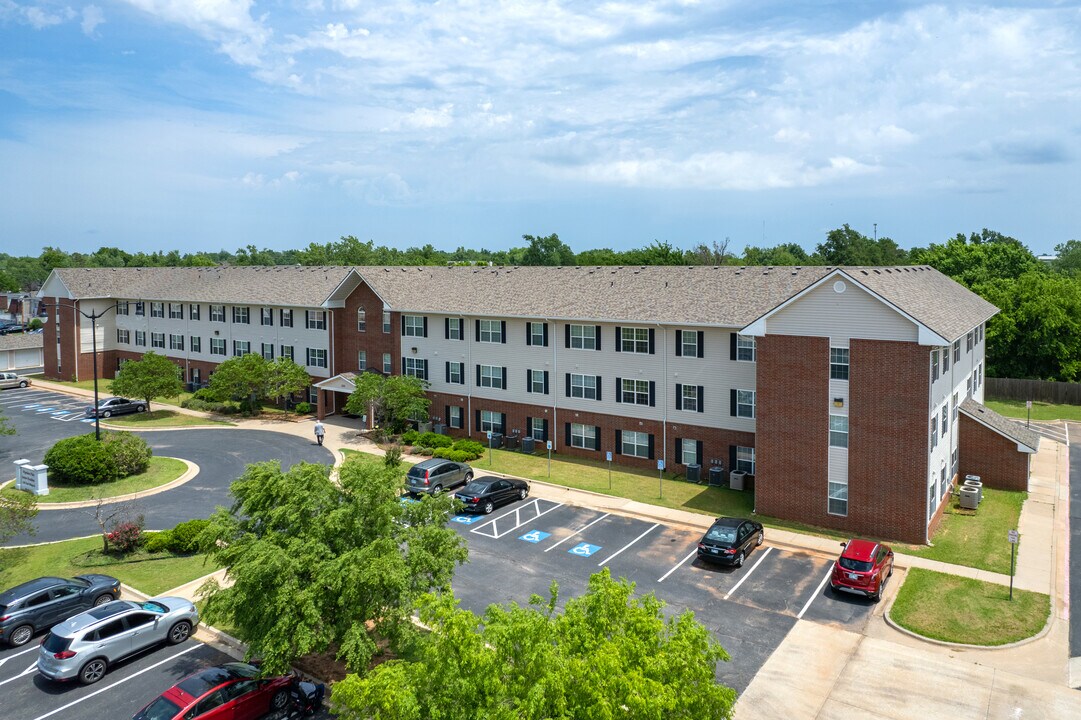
[487,430,493,466]
[546,440,553,477]
[657,459,665,498]
[606,451,613,490]
[1008,529,1020,600]
[1026,400,1032,428]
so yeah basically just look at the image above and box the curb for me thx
[1,458,200,510]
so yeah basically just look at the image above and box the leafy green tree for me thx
[344,373,430,431]
[110,351,183,411]
[815,224,909,266]
[1052,239,1081,276]
[624,240,689,266]
[207,353,272,405]
[520,234,575,266]
[266,357,312,407]
[910,229,1041,286]
[198,457,467,674]
[573,247,621,265]
[741,242,813,266]
[0,268,19,291]
[331,569,736,720]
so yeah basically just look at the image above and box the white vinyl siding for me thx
[766,279,918,341]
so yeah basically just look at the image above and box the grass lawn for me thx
[27,375,196,409]
[899,488,1025,575]
[984,398,1081,423]
[2,456,188,504]
[0,536,219,596]
[890,568,1049,645]
[104,409,234,428]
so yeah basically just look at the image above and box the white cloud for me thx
[81,5,104,36]
[122,0,271,65]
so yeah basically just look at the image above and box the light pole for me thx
[46,300,117,441]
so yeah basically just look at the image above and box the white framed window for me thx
[530,418,545,441]
[953,339,960,363]
[620,326,650,353]
[403,315,426,337]
[189,304,200,321]
[736,390,755,419]
[447,362,463,384]
[116,329,130,344]
[382,353,391,374]
[966,331,973,352]
[680,440,698,466]
[736,334,756,362]
[150,302,164,318]
[529,322,546,347]
[941,405,949,436]
[382,311,391,333]
[479,319,503,343]
[621,430,649,458]
[830,347,849,380]
[829,415,848,448]
[357,351,366,370]
[210,338,226,355]
[930,416,938,450]
[210,305,225,322]
[308,386,318,405]
[479,364,504,389]
[570,374,598,400]
[736,446,755,474]
[939,463,949,504]
[404,357,428,379]
[571,423,596,450]
[169,334,184,351]
[262,343,274,360]
[307,348,328,368]
[680,330,699,358]
[134,301,145,316]
[931,351,939,381]
[306,311,326,330]
[151,332,165,349]
[569,324,597,350]
[190,336,201,353]
[680,384,699,412]
[480,410,501,433]
[620,378,650,405]
[448,406,462,429]
[528,369,548,394]
[232,306,250,324]
[116,301,129,316]
[952,392,959,422]
[280,309,293,327]
[135,330,146,347]
[233,340,251,357]
[281,345,294,361]
[829,480,848,516]
[927,479,936,521]
[966,374,973,398]
[942,346,950,372]
[169,303,183,319]
[261,308,273,326]
[446,318,462,340]
[357,307,366,332]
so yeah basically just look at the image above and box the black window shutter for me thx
[696,441,704,466]
[593,428,601,451]
[500,414,507,435]
[501,366,507,389]
[445,361,450,382]
[475,319,480,340]
[675,330,682,357]
[615,327,622,352]
[527,369,532,393]
[445,405,450,425]
[730,389,737,416]
[526,416,532,437]
[542,419,549,442]
[648,329,655,354]
[401,358,406,375]
[615,430,622,454]
[730,333,737,360]
[697,331,705,358]
[543,371,549,395]
[476,365,481,386]
[543,323,549,346]
[647,434,655,460]
[697,386,705,413]
[729,445,737,471]
[595,326,602,351]
[476,409,481,432]
[423,317,428,337]
[565,423,571,446]
[675,383,683,410]
[526,324,532,346]
[445,317,450,339]
[615,377,622,403]
[596,377,602,402]
[565,325,571,348]
[675,437,683,461]
[501,321,506,343]
[401,316,406,335]
[649,381,656,407]
[565,373,571,397]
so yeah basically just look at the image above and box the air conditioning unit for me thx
[729,471,747,491]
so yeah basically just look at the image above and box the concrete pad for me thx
[735,621,861,720]
[815,698,896,720]
[987,667,1081,718]
[1069,656,1081,689]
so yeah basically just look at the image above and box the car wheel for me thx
[518,487,528,501]
[887,563,894,578]
[79,658,108,685]
[92,593,114,606]
[756,532,764,547]
[464,472,473,482]
[8,624,33,647]
[18,380,27,388]
[735,551,745,568]
[137,405,146,412]
[102,410,112,418]
[432,485,443,495]
[167,621,192,645]
[270,689,290,711]
[483,501,494,514]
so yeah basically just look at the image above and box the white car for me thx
[0,372,31,389]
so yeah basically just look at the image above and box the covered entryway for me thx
[958,399,1040,491]
[313,372,367,424]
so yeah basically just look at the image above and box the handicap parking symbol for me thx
[451,515,483,525]
[519,530,552,544]
[568,542,601,557]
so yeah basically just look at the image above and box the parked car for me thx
[0,574,120,647]
[86,396,147,418]
[133,662,294,720]
[405,458,474,495]
[0,322,26,335]
[696,517,764,568]
[829,539,894,601]
[0,371,31,389]
[37,597,198,685]
[453,476,529,514]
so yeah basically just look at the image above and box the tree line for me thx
[3,228,1080,382]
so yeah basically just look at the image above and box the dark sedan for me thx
[86,396,147,418]
[696,517,764,568]
[0,574,121,647]
[453,476,529,514]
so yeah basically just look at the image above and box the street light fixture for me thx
[42,299,117,441]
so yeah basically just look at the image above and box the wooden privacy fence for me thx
[986,377,1081,405]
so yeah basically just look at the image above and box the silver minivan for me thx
[37,597,198,685]
[0,372,31,389]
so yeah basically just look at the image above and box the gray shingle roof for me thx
[0,332,44,352]
[959,398,1041,452]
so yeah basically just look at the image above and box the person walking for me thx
[314,420,326,446]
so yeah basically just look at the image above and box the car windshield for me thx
[223,662,259,679]
[705,527,737,544]
[42,633,71,653]
[178,667,234,698]
[838,557,874,573]
[135,696,183,720]
[141,601,168,613]
[460,481,491,495]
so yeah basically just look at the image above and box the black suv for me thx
[0,575,121,647]
[405,459,473,495]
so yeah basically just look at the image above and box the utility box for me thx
[959,486,980,510]
[729,471,747,492]
[521,436,535,453]
[433,423,447,435]
[708,466,726,487]
[685,464,701,483]
[505,434,520,450]
[490,432,503,449]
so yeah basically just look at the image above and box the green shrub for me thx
[28,318,43,330]
[294,401,312,415]
[144,531,173,553]
[451,439,485,459]
[191,387,219,402]
[417,432,453,448]
[413,447,432,456]
[106,520,144,554]
[102,432,152,477]
[369,428,390,444]
[384,444,403,468]
[433,448,473,463]
[400,429,419,445]
[183,398,239,414]
[44,434,120,485]
[167,519,210,554]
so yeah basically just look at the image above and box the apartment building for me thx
[38,264,1038,543]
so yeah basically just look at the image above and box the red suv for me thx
[829,539,894,601]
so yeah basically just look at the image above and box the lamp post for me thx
[46,300,117,441]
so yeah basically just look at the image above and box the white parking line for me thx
[0,644,40,668]
[469,499,564,539]
[658,549,698,583]
[797,567,835,619]
[723,547,773,600]
[543,513,611,552]
[596,524,659,566]
[29,644,201,720]
[0,661,38,687]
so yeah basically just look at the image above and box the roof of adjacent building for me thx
[959,398,1041,453]
[44,264,996,340]
[0,332,44,351]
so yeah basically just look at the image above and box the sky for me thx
[0,1,1078,257]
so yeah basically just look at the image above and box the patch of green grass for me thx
[900,488,1025,575]
[890,568,1049,645]
[0,536,219,596]
[2,456,188,504]
[104,409,234,428]
[27,376,196,409]
[984,398,1081,423]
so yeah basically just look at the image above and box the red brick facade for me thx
[958,415,1031,491]
[43,297,80,381]
[331,281,399,376]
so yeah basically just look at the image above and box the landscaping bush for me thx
[433,448,474,463]
[45,434,121,485]
[413,446,432,456]
[167,518,210,554]
[369,428,390,444]
[144,531,172,553]
[191,387,219,402]
[106,520,144,554]
[451,439,486,459]
[417,432,453,449]
[102,432,152,477]
[182,398,240,414]
[294,401,312,415]
[400,429,420,445]
[384,444,403,468]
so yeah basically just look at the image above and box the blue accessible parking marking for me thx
[519,530,552,544]
[568,542,602,557]
[451,515,484,525]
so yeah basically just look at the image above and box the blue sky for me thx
[1,1,1078,257]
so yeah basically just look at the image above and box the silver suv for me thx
[405,458,473,495]
[37,597,199,685]
[0,371,31,389]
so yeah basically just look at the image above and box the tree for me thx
[266,357,312,408]
[198,457,468,675]
[815,224,909,266]
[910,229,1041,287]
[624,240,689,266]
[520,234,575,266]
[207,353,271,405]
[1053,239,1081,276]
[330,569,736,720]
[741,242,813,266]
[689,238,734,266]
[110,351,183,411]
[0,268,19,291]
[344,373,430,431]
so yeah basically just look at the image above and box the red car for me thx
[133,662,292,720]
[829,539,894,601]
